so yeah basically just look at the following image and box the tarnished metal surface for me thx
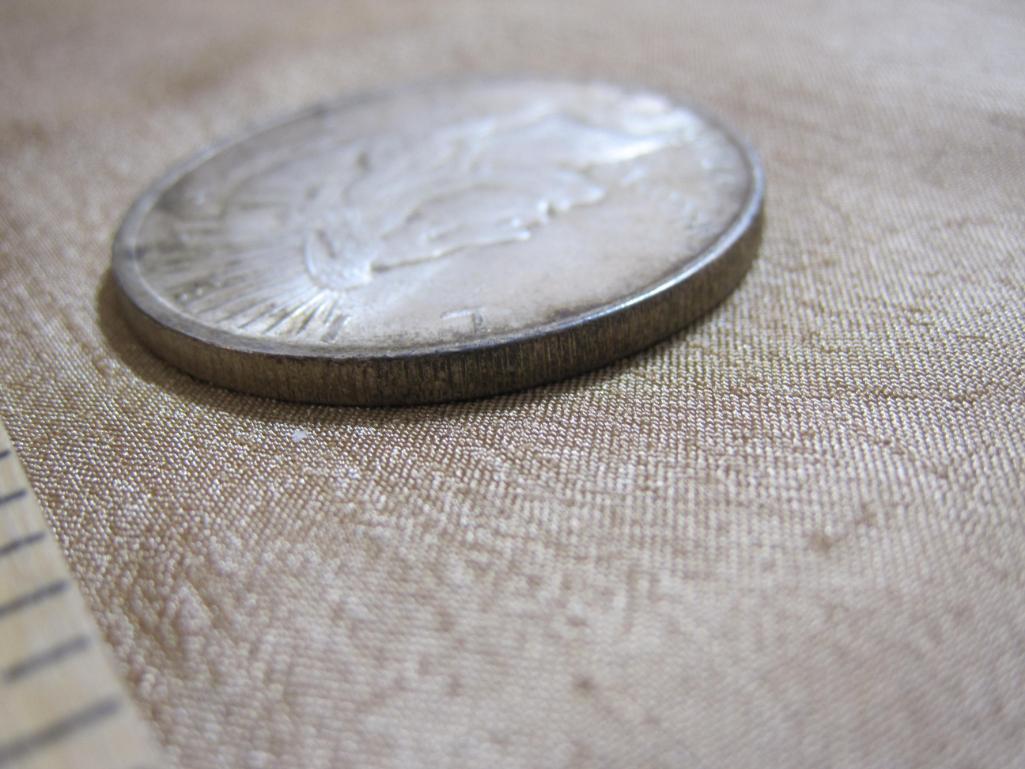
[113,79,763,404]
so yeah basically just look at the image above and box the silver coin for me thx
[113,78,763,405]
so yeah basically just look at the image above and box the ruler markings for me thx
[0,530,46,559]
[0,579,69,621]
[3,634,93,684]
[0,489,27,508]
[0,696,122,767]
[0,421,163,768]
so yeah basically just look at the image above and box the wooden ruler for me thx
[0,419,162,769]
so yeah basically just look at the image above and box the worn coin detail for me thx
[113,79,763,404]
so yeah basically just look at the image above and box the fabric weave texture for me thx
[1,1,1024,767]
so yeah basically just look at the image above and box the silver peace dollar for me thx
[113,78,763,405]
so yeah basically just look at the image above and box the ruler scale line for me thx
[0,422,162,768]
[0,579,69,621]
[0,696,122,767]
[0,489,27,507]
[0,530,46,559]
[3,634,93,684]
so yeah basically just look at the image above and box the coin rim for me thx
[112,77,764,403]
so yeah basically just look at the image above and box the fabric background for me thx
[2,1,1024,767]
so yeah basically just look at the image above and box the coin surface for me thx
[113,78,763,405]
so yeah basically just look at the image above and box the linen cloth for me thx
[2,1,1024,767]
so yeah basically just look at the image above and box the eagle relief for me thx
[296,98,693,291]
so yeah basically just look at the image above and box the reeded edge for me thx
[111,77,765,405]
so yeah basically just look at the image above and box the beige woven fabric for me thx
[2,1,1024,767]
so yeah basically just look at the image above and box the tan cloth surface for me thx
[2,1,1024,767]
